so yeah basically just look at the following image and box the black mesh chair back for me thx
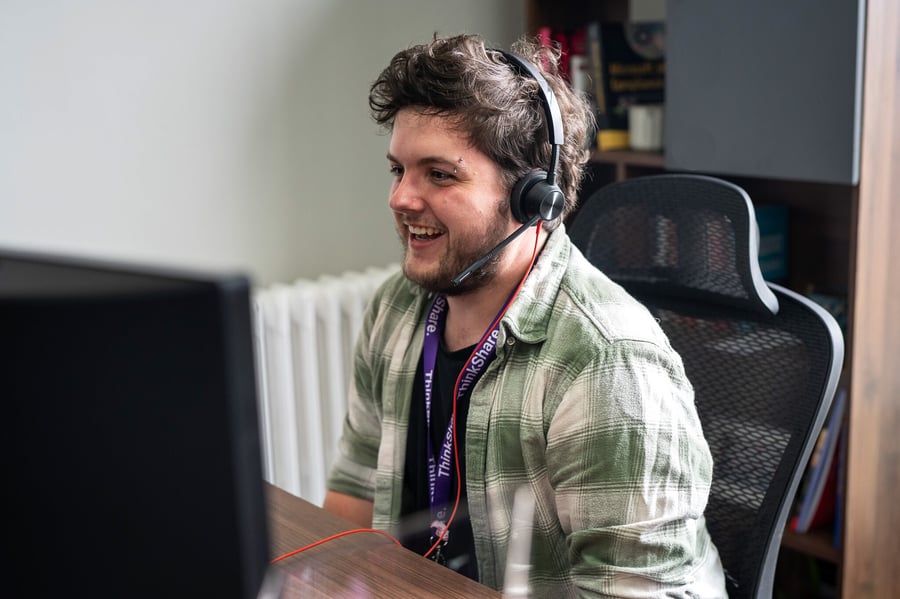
[569,174,844,598]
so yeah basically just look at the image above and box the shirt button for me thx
[506,337,516,346]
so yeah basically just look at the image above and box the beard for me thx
[400,204,511,296]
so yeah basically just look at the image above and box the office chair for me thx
[568,174,844,599]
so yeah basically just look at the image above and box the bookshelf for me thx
[528,0,900,597]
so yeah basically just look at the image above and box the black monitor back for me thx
[0,248,273,598]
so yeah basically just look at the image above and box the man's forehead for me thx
[389,112,480,162]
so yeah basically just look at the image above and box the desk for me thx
[266,485,502,598]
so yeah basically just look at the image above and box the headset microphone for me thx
[451,214,542,287]
[450,49,567,288]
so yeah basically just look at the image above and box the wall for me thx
[0,0,525,286]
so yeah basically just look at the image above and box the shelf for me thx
[591,148,665,168]
[780,528,840,564]
[589,149,665,182]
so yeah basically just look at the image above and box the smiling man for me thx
[323,34,727,598]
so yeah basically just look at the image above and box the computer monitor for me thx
[0,247,279,598]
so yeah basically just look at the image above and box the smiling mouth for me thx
[408,224,445,241]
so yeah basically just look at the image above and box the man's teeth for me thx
[408,225,444,238]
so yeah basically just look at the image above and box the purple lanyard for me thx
[422,294,503,538]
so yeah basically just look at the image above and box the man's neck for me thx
[442,287,511,353]
[442,228,548,352]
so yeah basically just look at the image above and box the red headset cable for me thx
[423,221,543,560]
[272,223,544,565]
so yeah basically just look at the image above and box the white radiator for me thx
[251,264,399,504]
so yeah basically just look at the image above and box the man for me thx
[324,33,727,597]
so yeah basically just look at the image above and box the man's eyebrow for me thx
[386,153,469,171]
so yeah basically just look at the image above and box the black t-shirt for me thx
[400,342,479,581]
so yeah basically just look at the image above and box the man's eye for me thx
[389,165,403,177]
[431,170,454,182]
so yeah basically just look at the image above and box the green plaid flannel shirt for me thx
[327,226,727,598]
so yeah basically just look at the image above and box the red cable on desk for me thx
[271,528,402,563]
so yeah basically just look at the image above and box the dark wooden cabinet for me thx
[528,1,900,596]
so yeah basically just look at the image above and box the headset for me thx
[496,49,567,225]
[450,50,567,287]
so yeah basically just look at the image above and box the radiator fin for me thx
[252,264,399,503]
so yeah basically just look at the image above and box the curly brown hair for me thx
[369,33,595,228]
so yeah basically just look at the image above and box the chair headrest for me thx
[570,174,779,315]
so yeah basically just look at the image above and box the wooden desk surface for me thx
[266,484,502,598]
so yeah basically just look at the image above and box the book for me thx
[585,20,666,151]
[754,204,789,282]
[833,414,848,548]
[791,387,847,534]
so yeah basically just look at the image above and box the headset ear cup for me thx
[510,170,566,224]
[510,171,547,224]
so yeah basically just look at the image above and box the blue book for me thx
[754,204,789,282]
[833,418,848,547]
[793,388,847,534]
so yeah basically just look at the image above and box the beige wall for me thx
[0,0,525,286]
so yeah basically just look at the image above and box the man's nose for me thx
[388,175,425,213]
